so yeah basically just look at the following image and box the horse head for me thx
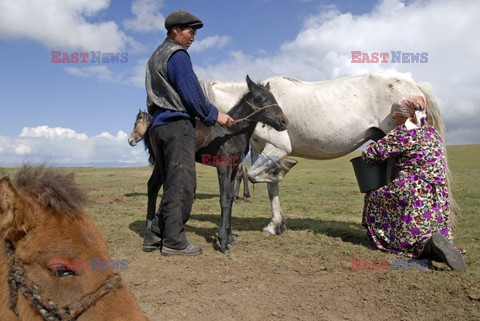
[0,166,149,320]
[243,75,289,131]
[128,109,152,146]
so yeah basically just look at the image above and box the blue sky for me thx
[1,0,479,166]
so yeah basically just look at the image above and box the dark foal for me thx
[129,76,288,253]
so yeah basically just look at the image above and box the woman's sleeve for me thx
[362,126,412,163]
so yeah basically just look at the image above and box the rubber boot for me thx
[423,233,467,271]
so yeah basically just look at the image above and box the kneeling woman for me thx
[362,96,467,271]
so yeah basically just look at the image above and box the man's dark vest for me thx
[145,38,189,115]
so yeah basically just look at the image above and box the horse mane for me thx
[281,76,302,84]
[418,83,446,138]
[417,83,459,221]
[13,165,88,215]
[226,91,251,119]
[199,80,217,104]
[143,127,156,166]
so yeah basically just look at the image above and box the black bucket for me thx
[350,156,389,193]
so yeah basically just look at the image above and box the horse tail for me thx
[417,83,460,222]
[143,125,156,166]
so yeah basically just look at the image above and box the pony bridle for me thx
[231,99,280,125]
[5,240,122,321]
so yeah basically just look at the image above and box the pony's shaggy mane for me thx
[13,165,88,215]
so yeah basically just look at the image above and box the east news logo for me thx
[51,51,128,63]
[351,51,428,63]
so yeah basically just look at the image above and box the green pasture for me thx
[5,144,477,275]
[2,144,479,320]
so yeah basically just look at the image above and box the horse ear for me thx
[0,177,35,242]
[246,75,257,92]
[0,177,16,219]
[65,172,76,184]
[265,82,270,90]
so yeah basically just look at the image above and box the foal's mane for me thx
[13,165,88,215]
[226,91,251,118]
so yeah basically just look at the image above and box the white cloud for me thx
[96,131,128,142]
[190,35,232,53]
[0,126,148,166]
[20,126,88,140]
[126,58,148,88]
[0,0,135,52]
[64,58,147,87]
[15,144,31,155]
[195,0,480,145]
[65,65,117,83]
[123,0,165,32]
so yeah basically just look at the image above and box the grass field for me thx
[2,144,479,320]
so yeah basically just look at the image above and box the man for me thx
[143,10,233,256]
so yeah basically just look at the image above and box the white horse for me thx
[201,72,449,236]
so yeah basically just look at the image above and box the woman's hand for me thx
[362,142,375,159]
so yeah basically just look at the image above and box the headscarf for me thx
[391,96,427,129]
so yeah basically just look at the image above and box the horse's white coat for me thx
[201,72,440,235]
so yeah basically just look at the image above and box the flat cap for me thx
[165,10,203,30]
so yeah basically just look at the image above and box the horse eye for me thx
[50,264,76,277]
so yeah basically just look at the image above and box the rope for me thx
[230,100,280,125]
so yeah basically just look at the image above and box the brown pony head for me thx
[0,166,149,320]
[128,109,152,147]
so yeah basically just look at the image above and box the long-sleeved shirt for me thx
[152,50,218,127]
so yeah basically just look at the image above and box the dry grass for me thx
[2,145,479,320]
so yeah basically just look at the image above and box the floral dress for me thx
[362,121,451,257]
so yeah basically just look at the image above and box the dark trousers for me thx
[149,119,196,250]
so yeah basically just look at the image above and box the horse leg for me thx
[242,163,250,200]
[262,182,286,237]
[217,165,235,253]
[217,166,229,253]
[146,163,162,234]
[142,163,163,252]
[227,166,238,245]
[234,165,242,201]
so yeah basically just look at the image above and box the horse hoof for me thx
[221,248,230,255]
[276,224,286,235]
[261,230,274,237]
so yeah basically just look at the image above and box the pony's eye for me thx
[49,264,76,277]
